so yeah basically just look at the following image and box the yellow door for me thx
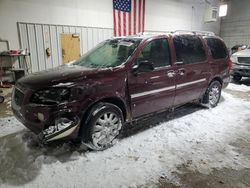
[60,33,81,64]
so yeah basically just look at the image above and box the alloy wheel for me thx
[91,112,122,149]
[209,85,220,106]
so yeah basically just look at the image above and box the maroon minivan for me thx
[12,32,231,150]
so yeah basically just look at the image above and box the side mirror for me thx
[132,60,154,74]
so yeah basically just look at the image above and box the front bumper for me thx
[12,104,81,142]
[231,64,250,77]
[39,116,80,143]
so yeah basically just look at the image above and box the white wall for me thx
[0,0,221,50]
[146,0,220,34]
[0,0,113,49]
[220,0,250,48]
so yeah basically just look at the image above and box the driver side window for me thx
[138,39,171,68]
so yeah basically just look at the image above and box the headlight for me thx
[30,88,71,105]
[230,56,237,64]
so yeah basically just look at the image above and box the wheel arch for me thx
[209,76,223,86]
[202,76,223,105]
[81,96,127,125]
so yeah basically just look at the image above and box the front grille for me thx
[14,88,24,106]
[238,57,250,64]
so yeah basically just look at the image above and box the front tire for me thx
[82,102,124,151]
[202,80,222,108]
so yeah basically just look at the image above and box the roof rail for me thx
[137,31,171,36]
[173,30,215,36]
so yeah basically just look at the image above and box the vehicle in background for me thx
[230,46,250,82]
[12,31,231,150]
[231,44,248,55]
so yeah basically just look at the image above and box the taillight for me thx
[228,59,233,71]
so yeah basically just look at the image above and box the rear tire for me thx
[81,102,124,151]
[232,75,242,82]
[202,80,222,108]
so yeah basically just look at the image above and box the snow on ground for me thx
[0,84,250,187]
[227,82,250,92]
[0,117,24,137]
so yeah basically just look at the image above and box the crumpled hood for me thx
[18,65,101,88]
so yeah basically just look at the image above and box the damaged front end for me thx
[11,83,84,144]
[39,116,81,143]
[32,86,81,143]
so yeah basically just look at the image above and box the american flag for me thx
[113,0,145,37]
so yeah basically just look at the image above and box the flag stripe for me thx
[133,0,137,35]
[113,9,117,36]
[142,0,145,32]
[128,11,132,35]
[139,0,141,33]
[126,12,129,35]
[123,12,126,36]
[118,10,121,36]
[130,0,134,36]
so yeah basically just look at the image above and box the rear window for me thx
[205,38,228,59]
[173,35,206,64]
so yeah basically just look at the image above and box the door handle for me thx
[167,70,176,78]
[177,68,185,76]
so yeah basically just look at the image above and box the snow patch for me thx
[0,117,24,137]
[0,89,250,187]
[227,83,250,92]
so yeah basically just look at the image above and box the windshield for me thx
[73,38,142,68]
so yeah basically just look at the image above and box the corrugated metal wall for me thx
[220,0,250,48]
[18,22,113,73]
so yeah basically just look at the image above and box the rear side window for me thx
[173,35,206,64]
[205,38,228,59]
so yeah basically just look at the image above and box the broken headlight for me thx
[30,88,71,105]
